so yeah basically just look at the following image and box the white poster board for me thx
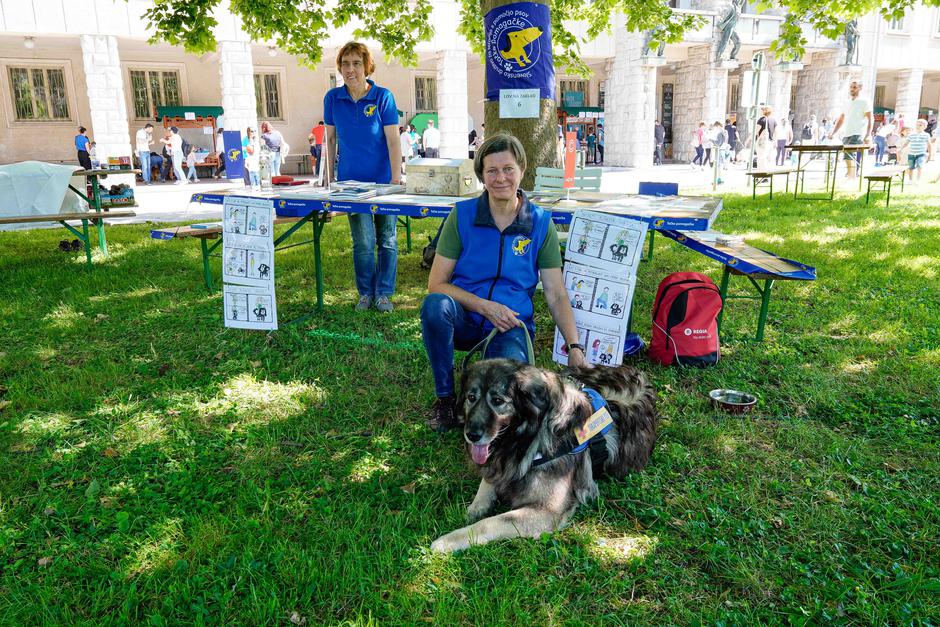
[553,211,648,367]
[222,196,277,330]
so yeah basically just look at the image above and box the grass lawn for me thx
[0,190,938,625]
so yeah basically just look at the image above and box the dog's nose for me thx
[466,431,483,443]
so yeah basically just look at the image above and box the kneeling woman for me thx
[421,133,586,432]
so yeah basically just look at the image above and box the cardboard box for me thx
[405,158,478,197]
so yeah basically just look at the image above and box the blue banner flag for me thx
[222,130,244,180]
[484,2,554,101]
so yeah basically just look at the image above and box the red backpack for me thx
[648,272,722,367]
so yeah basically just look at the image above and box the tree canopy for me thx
[143,0,940,75]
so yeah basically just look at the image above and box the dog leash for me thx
[531,386,612,468]
[461,325,535,370]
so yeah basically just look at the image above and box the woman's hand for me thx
[480,300,523,333]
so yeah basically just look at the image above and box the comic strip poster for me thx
[553,211,648,367]
[222,196,277,330]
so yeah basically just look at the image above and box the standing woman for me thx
[260,121,284,176]
[75,126,92,170]
[324,41,402,312]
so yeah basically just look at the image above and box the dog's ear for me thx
[511,367,551,426]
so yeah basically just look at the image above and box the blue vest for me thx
[451,191,552,333]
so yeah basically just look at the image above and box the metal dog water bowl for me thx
[709,389,757,414]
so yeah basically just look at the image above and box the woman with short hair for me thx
[420,133,586,432]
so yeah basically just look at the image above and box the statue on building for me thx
[844,19,860,65]
[642,28,665,58]
[715,0,745,62]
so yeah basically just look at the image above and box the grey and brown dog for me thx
[431,359,658,553]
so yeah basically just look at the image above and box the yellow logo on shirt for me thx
[512,236,532,256]
[364,105,377,117]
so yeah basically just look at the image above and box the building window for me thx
[888,15,905,32]
[7,65,70,121]
[874,85,886,109]
[598,81,606,109]
[129,69,181,119]
[329,73,337,89]
[254,72,282,119]
[560,79,588,108]
[728,82,740,112]
[414,76,436,112]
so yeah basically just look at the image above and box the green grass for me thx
[0,190,938,625]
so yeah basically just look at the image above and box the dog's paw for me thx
[465,504,491,524]
[430,531,469,554]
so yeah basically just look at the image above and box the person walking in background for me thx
[260,121,285,176]
[185,145,200,183]
[242,127,261,189]
[775,115,793,166]
[408,124,421,158]
[308,121,325,177]
[324,41,402,313]
[828,80,872,181]
[75,126,92,170]
[159,130,173,182]
[691,121,705,169]
[902,118,932,183]
[596,123,605,164]
[654,120,665,165]
[213,128,227,179]
[756,106,777,170]
[168,126,186,185]
[586,129,597,164]
[873,116,894,166]
[135,123,153,184]
[399,125,414,174]
[819,117,834,144]
[467,128,477,159]
[724,119,738,162]
[423,119,441,158]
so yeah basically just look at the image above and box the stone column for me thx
[218,41,258,139]
[765,54,794,123]
[79,35,132,176]
[672,46,729,162]
[895,69,924,125]
[436,50,469,159]
[793,51,862,134]
[604,30,658,168]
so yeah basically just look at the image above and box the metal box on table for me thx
[405,158,478,197]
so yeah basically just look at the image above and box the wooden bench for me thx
[745,167,797,200]
[863,166,906,207]
[660,229,816,341]
[151,214,335,292]
[0,210,136,266]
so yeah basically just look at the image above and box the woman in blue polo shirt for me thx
[75,126,92,170]
[324,41,402,313]
[420,133,587,432]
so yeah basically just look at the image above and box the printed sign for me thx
[222,130,244,180]
[484,2,554,101]
[499,88,540,119]
[222,196,278,331]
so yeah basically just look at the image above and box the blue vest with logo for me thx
[451,191,552,333]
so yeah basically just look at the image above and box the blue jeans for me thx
[348,213,397,298]
[421,293,531,397]
[138,150,151,183]
[272,151,282,176]
[187,165,197,181]
[310,145,322,174]
[247,170,260,187]
[874,135,886,163]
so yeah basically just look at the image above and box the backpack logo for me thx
[512,236,532,256]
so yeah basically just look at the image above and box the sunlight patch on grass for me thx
[124,517,184,577]
[198,374,327,428]
[88,286,161,303]
[739,232,785,245]
[589,534,658,564]
[840,358,876,375]
[347,452,391,482]
[895,255,938,279]
[18,412,74,437]
[798,223,873,246]
[114,412,168,449]
[913,348,940,367]
[42,303,85,330]
[716,434,740,456]
[829,248,854,260]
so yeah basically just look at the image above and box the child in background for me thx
[186,146,199,183]
[886,128,901,165]
[901,119,933,183]
[897,127,911,168]
[242,126,261,190]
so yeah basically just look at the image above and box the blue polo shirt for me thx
[75,134,89,152]
[323,79,398,183]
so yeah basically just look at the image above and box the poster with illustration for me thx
[224,284,277,331]
[553,211,647,367]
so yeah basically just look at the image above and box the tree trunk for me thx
[480,0,558,191]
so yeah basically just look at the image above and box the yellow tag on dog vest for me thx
[575,406,613,445]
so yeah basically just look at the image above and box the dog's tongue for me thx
[470,443,490,465]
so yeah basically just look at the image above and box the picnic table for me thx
[788,143,870,200]
[180,188,723,313]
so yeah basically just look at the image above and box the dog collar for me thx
[531,386,612,468]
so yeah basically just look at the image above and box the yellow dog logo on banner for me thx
[500,27,542,67]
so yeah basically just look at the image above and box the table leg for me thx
[405,216,412,253]
[886,179,891,209]
[756,279,774,342]
[717,266,731,336]
[313,213,327,313]
[769,174,774,200]
[81,219,92,266]
[647,229,656,262]
[866,178,872,204]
